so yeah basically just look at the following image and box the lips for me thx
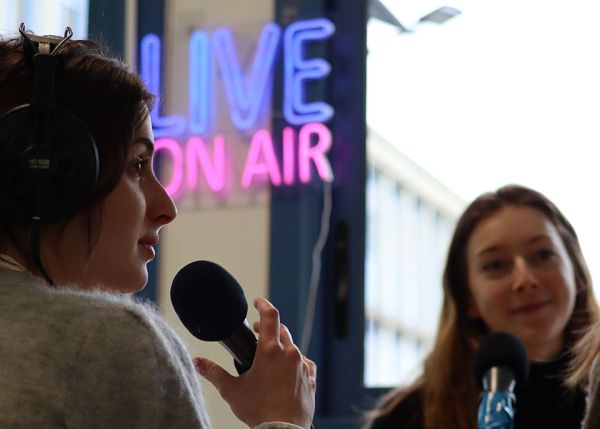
[510,300,551,314]
[139,234,159,247]
[139,234,159,259]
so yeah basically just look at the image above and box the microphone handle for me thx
[477,391,515,429]
[219,321,258,375]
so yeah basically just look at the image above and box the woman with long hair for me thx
[365,184,598,429]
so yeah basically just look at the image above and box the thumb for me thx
[193,357,236,396]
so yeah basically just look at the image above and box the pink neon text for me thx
[154,122,333,197]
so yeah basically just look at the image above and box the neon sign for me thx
[141,18,335,197]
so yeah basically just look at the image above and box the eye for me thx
[482,259,505,272]
[536,248,556,261]
[131,157,150,177]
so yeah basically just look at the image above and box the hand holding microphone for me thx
[171,261,316,429]
[474,332,529,429]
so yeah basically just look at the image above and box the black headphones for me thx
[0,24,99,225]
[0,24,100,285]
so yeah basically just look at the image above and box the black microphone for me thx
[170,260,257,374]
[474,332,529,429]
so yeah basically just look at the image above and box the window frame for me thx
[269,0,372,426]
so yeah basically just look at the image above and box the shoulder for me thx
[56,286,209,426]
[52,285,192,374]
[0,268,210,427]
[0,268,176,343]
[369,388,424,429]
[0,267,191,381]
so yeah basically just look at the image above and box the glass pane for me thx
[0,0,89,38]
[365,0,600,387]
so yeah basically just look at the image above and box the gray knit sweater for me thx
[0,267,301,429]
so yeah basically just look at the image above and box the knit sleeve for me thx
[582,354,600,429]
[63,303,211,429]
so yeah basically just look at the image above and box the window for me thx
[365,128,462,386]
[0,0,88,37]
[365,0,600,388]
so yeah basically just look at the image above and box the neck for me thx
[0,233,64,286]
[526,336,563,362]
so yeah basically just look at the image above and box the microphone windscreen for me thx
[474,332,529,388]
[170,260,248,341]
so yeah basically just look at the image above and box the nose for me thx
[512,257,538,292]
[148,176,177,227]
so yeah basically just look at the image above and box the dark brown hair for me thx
[0,33,154,256]
[0,34,154,210]
[366,184,598,429]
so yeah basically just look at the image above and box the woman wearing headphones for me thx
[0,26,315,429]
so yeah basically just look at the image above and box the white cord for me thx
[300,180,333,354]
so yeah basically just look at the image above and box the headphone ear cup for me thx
[0,105,99,223]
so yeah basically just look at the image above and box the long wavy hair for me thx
[366,184,598,429]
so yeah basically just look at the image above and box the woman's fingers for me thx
[280,323,294,347]
[251,298,315,382]
[303,356,316,376]
[193,357,236,400]
[253,307,301,364]
[254,297,280,344]
[208,297,317,429]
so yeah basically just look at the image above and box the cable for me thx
[300,180,333,354]
[31,187,54,286]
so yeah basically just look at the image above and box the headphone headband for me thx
[19,23,73,56]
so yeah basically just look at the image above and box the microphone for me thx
[170,260,257,374]
[474,332,529,429]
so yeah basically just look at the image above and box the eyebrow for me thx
[476,234,552,257]
[133,137,155,155]
[527,234,552,244]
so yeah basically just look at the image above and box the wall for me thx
[157,1,274,427]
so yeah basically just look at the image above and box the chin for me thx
[126,272,149,294]
[103,269,148,294]
[133,268,150,292]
